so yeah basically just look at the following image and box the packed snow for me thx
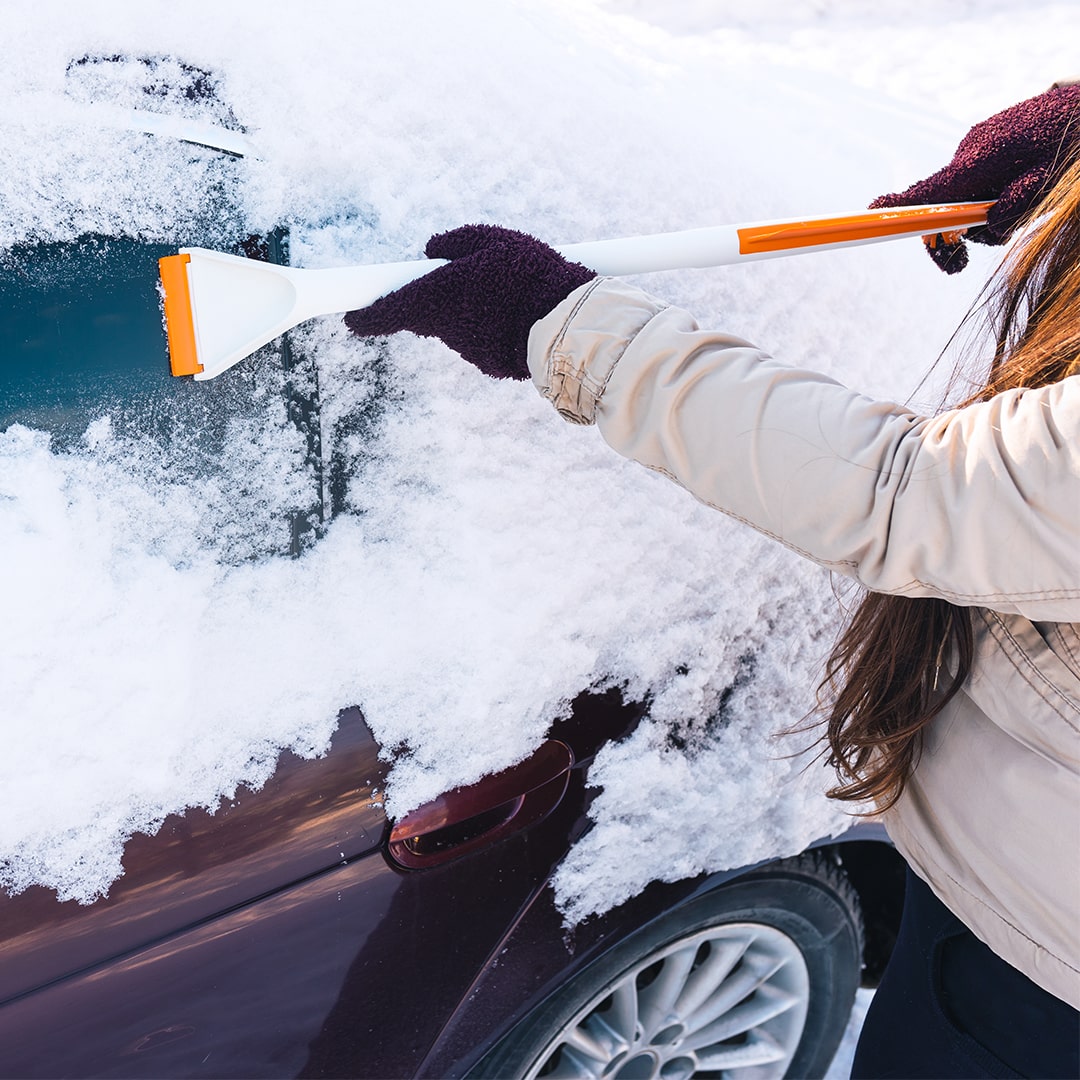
[1,0,1074,929]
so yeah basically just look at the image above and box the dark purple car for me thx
[0,690,903,1080]
[0,55,904,1080]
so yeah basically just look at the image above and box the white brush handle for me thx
[290,226,743,318]
[291,202,992,319]
[558,225,744,276]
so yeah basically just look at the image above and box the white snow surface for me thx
[1,0,1075,914]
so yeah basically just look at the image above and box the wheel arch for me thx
[434,846,872,1080]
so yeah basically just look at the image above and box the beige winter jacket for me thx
[528,277,1080,1010]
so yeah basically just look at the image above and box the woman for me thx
[347,86,1079,1077]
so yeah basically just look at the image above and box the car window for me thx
[1,235,186,444]
[0,224,323,554]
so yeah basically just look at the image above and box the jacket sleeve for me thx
[527,277,1080,622]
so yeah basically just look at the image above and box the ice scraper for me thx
[160,201,993,380]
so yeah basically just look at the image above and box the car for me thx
[0,54,906,1080]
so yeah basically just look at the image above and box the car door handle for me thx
[387,740,574,869]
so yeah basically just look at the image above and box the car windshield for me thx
[1,236,206,445]
[0,217,324,546]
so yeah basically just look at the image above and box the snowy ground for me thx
[1,0,1073,996]
[825,989,876,1078]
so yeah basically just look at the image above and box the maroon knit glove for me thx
[344,225,594,380]
[871,84,1080,273]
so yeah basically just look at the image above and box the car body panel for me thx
[0,708,386,1007]
[0,694,657,1078]
[0,853,400,1079]
[0,618,898,1080]
[0,711,602,1078]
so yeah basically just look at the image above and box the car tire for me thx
[470,851,863,1080]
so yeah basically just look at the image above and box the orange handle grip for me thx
[737,202,995,255]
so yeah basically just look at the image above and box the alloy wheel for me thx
[524,922,810,1079]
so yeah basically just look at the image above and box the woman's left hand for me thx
[870,84,1080,273]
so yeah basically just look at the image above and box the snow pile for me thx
[0,0,1071,913]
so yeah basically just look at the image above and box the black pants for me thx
[853,868,1080,1079]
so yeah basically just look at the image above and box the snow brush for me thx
[160,201,993,380]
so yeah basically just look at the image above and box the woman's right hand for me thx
[871,83,1080,273]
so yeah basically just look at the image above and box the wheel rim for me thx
[524,923,811,1080]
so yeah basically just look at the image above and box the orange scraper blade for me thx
[737,202,995,255]
[159,253,203,377]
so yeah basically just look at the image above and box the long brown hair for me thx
[821,150,1080,811]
